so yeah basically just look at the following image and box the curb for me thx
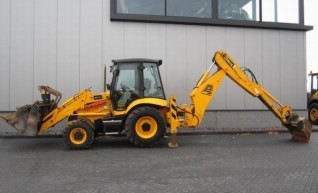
[1,127,317,139]
[0,133,63,139]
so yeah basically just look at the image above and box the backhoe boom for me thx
[168,51,312,146]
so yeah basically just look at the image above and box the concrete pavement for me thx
[1,133,318,193]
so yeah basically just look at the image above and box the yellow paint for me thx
[113,98,168,116]
[69,128,87,145]
[310,108,318,122]
[39,90,111,132]
[135,116,158,139]
[313,91,318,99]
[167,50,302,134]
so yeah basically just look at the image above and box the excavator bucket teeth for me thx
[0,103,41,136]
[283,114,312,143]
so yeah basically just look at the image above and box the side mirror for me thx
[107,84,111,90]
[115,69,120,76]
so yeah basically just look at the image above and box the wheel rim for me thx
[310,108,318,122]
[70,128,87,145]
[135,116,158,139]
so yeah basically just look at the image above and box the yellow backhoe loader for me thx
[0,51,312,149]
[308,71,318,125]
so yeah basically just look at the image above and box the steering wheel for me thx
[120,83,130,91]
[120,83,139,98]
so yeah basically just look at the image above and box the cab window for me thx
[143,63,165,99]
[112,63,141,110]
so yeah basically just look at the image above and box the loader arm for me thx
[39,89,109,132]
[39,90,90,131]
[168,51,311,146]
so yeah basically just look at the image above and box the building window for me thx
[218,0,259,21]
[111,0,311,31]
[167,0,212,18]
[262,0,299,24]
[116,0,165,16]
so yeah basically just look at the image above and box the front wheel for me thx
[309,103,318,125]
[124,106,166,147]
[63,120,94,150]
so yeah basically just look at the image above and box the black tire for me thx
[63,120,94,150]
[124,106,166,147]
[308,103,318,125]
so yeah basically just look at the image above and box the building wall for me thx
[0,0,307,113]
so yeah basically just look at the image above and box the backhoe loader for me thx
[308,71,318,125]
[0,51,312,149]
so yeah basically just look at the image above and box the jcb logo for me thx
[202,84,213,96]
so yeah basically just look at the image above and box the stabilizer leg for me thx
[168,96,179,148]
[168,132,179,148]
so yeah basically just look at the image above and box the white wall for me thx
[0,0,307,111]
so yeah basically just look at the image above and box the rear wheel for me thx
[124,106,166,147]
[64,120,94,150]
[309,103,318,125]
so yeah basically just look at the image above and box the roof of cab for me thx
[112,58,162,66]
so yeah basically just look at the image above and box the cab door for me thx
[111,62,142,110]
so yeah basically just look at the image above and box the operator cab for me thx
[109,59,165,110]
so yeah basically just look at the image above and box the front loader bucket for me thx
[0,103,41,136]
[283,113,312,143]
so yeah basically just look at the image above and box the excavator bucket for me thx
[0,103,41,136]
[283,113,312,143]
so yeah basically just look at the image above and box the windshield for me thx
[143,63,165,99]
